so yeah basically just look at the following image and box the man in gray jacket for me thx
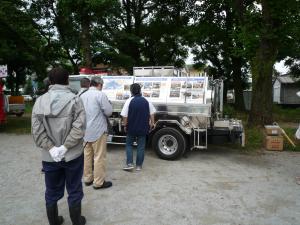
[32,67,86,225]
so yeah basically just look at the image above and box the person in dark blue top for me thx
[121,83,156,171]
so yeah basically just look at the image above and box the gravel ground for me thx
[0,134,299,225]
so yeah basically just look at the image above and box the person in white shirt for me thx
[121,83,156,171]
[77,78,90,97]
[80,76,113,189]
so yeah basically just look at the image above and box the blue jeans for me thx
[126,135,146,166]
[42,154,84,207]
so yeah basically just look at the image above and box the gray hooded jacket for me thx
[32,85,86,162]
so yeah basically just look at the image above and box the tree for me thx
[187,0,249,110]
[236,0,300,126]
[92,0,191,73]
[0,0,49,94]
[59,0,117,69]
[141,0,192,68]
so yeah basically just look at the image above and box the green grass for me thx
[25,101,34,114]
[273,105,300,122]
[241,126,300,152]
[244,126,265,150]
[282,127,300,151]
[0,114,31,134]
[224,104,300,123]
[0,102,32,134]
[224,104,300,151]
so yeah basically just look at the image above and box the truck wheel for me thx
[152,127,186,160]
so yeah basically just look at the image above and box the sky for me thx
[274,60,289,74]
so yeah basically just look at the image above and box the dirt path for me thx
[0,134,299,225]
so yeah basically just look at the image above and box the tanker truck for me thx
[69,66,244,160]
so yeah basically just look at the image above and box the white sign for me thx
[102,76,134,101]
[134,77,169,103]
[185,77,207,104]
[134,76,208,104]
[100,75,208,104]
[0,65,8,78]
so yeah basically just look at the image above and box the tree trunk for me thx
[248,41,276,126]
[248,0,278,127]
[232,56,245,110]
[231,0,246,111]
[81,14,92,68]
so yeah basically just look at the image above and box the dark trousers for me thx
[42,154,84,207]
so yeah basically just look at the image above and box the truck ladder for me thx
[192,122,208,150]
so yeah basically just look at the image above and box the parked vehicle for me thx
[69,66,244,160]
[7,95,25,117]
[23,95,33,102]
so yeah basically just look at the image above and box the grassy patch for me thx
[25,101,34,114]
[0,102,33,134]
[242,126,300,152]
[273,105,300,122]
[0,114,31,134]
[282,127,300,151]
[244,126,265,150]
[223,104,300,151]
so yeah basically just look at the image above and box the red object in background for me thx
[79,67,94,74]
[79,67,109,75]
[0,80,6,124]
[92,69,108,75]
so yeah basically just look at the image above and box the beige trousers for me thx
[84,133,107,187]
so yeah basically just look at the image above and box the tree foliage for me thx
[0,0,48,94]
[0,0,299,126]
[186,0,250,110]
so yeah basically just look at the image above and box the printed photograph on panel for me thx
[104,80,123,90]
[144,82,152,90]
[124,84,130,91]
[183,91,192,97]
[191,92,202,99]
[143,91,151,97]
[193,81,204,89]
[182,81,192,89]
[116,92,123,100]
[153,82,161,89]
[171,82,181,89]
[151,91,160,98]
[170,90,180,98]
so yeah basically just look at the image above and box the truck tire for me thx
[152,127,187,160]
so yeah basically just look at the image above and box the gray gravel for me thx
[0,134,299,225]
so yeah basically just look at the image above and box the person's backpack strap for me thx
[79,89,88,97]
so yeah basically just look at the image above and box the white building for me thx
[273,74,300,105]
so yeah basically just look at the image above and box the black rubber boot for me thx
[69,204,86,225]
[46,204,64,225]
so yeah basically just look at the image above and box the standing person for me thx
[296,91,300,140]
[121,83,156,171]
[43,77,51,93]
[32,67,86,225]
[77,78,90,96]
[0,78,6,124]
[80,76,113,189]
